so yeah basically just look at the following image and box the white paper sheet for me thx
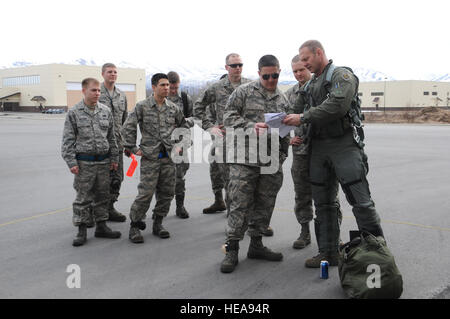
[264,112,296,138]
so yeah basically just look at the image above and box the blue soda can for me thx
[320,260,329,279]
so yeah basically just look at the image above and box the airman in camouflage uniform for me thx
[285,55,313,249]
[99,63,128,223]
[122,73,190,244]
[194,53,251,216]
[61,78,121,247]
[284,40,384,268]
[220,55,290,273]
[167,71,195,219]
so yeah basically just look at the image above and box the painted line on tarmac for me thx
[0,207,71,227]
[3,201,448,233]
[0,195,212,228]
[276,208,450,233]
[381,218,450,232]
[340,215,450,232]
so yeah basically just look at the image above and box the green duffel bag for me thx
[338,232,403,299]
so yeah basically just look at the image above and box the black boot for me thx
[72,224,87,247]
[108,202,127,222]
[94,221,121,239]
[175,194,189,219]
[203,191,226,214]
[247,236,283,261]
[220,240,239,273]
[153,215,170,238]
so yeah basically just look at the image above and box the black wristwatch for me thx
[299,114,305,125]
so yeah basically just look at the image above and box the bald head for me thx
[299,40,325,54]
[299,39,329,75]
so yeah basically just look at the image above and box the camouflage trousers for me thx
[129,157,175,222]
[72,161,110,226]
[310,132,383,254]
[209,138,230,195]
[109,151,123,203]
[226,164,283,241]
[175,162,190,196]
[291,153,314,225]
[210,161,224,193]
[210,161,231,215]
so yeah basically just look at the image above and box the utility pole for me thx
[383,77,387,113]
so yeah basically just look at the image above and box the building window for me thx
[371,92,384,96]
[116,84,136,92]
[432,92,437,96]
[3,75,40,87]
[358,92,363,97]
[66,82,82,90]
[423,92,429,95]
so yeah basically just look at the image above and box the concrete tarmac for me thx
[0,112,449,299]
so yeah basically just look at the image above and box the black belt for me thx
[76,154,110,162]
[158,151,169,159]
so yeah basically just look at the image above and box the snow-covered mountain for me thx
[1,60,448,90]
[352,67,395,82]
[429,73,450,82]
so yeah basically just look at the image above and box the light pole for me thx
[383,77,387,113]
[433,85,438,107]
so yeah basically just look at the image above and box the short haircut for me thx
[258,55,280,70]
[151,73,169,86]
[225,53,240,65]
[299,40,325,54]
[291,55,301,63]
[167,71,180,84]
[102,63,117,73]
[82,78,100,89]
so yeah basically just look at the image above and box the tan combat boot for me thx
[293,223,311,249]
[108,202,127,222]
[221,240,239,273]
[153,215,170,238]
[94,221,121,239]
[129,221,144,244]
[203,191,226,214]
[304,252,339,268]
[175,194,189,219]
[72,224,87,247]
[247,236,283,261]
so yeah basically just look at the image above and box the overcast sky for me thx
[2,0,449,79]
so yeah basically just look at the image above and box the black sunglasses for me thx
[261,73,280,80]
[228,63,243,68]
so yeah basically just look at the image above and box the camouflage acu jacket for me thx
[99,83,128,149]
[223,80,290,167]
[167,92,195,128]
[121,95,190,161]
[194,76,251,130]
[61,100,119,168]
[285,82,309,156]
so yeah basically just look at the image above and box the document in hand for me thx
[264,112,296,138]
